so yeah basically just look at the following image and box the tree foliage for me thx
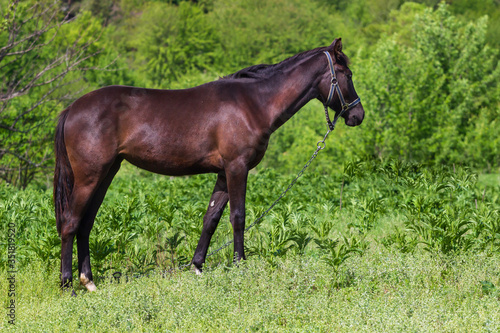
[355,3,499,168]
[0,0,111,187]
[1,0,500,187]
[130,1,219,87]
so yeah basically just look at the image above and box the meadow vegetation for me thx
[1,159,500,330]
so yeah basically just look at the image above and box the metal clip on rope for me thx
[316,129,331,150]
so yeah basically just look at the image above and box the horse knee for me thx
[60,221,79,241]
[60,209,84,237]
[230,210,245,231]
[203,212,222,234]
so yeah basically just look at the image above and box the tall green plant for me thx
[355,2,500,169]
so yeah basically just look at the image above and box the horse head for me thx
[319,38,364,127]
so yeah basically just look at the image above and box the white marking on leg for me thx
[210,200,215,207]
[192,265,203,276]
[80,273,97,292]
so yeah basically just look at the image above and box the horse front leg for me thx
[225,162,249,262]
[192,172,229,274]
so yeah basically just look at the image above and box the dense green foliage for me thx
[1,159,499,274]
[0,0,121,187]
[1,159,499,330]
[357,3,500,168]
[1,0,500,187]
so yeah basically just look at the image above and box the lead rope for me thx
[108,113,343,276]
[107,132,331,278]
[103,130,331,279]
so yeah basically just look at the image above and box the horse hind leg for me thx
[60,157,121,293]
[77,159,122,292]
[60,181,101,292]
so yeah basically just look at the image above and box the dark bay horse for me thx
[54,38,364,292]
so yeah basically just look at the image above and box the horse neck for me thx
[261,53,326,133]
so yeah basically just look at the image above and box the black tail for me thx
[54,108,73,236]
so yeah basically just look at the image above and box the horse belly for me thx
[124,152,223,176]
[121,133,223,176]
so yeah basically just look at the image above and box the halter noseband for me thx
[323,51,361,130]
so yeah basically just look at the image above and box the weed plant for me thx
[1,159,499,275]
[1,158,499,330]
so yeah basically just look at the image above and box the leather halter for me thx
[323,50,361,130]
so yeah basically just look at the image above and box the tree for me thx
[0,0,107,188]
[354,3,500,168]
[129,1,219,88]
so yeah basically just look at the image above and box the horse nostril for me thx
[350,113,363,126]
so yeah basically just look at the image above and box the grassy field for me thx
[1,252,499,331]
[1,159,499,331]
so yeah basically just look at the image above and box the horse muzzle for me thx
[344,103,364,127]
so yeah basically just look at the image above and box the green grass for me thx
[478,173,500,188]
[1,158,500,331]
[1,252,499,332]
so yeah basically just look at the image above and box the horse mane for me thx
[220,46,351,81]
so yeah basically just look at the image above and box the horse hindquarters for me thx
[54,106,121,292]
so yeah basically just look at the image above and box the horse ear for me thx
[330,38,342,56]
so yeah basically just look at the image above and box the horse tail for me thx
[54,107,73,236]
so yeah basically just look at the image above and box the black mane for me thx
[221,46,350,81]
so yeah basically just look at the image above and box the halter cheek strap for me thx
[323,51,361,130]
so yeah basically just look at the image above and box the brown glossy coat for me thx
[54,38,364,291]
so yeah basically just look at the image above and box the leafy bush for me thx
[2,158,499,278]
[355,3,500,169]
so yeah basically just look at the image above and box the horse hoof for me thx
[61,286,77,296]
[80,273,97,292]
[84,281,97,292]
[191,265,203,276]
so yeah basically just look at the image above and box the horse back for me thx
[62,84,266,176]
